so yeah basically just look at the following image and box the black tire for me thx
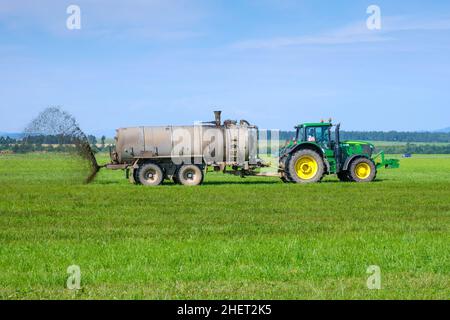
[280,174,290,183]
[137,162,164,186]
[337,170,351,182]
[133,169,140,184]
[279,156,292,183]
[177,164,204,186]
[348,157,377,182]
[287,149,325,183]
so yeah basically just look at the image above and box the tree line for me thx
[2,132,450,154]
[0,134,104,145]
[0,134,108,154]
[279,130,450,143]
[375,143,450,155]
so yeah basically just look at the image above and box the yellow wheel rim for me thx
[295,156,318,180]
[355,163,371,179]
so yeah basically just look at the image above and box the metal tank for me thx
[108,112,263,186]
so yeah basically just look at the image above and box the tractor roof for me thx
[297,122,333,128]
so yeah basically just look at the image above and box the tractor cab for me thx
[295,121,336,150]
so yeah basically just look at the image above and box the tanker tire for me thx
[287,149,325,183]
[177,164,204,186]
[348,158,377,183]
[137,163,164,186]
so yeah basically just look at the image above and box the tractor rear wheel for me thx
[177,164,204,186]
[348,158,377,182]
[137,162,164,186]
[287,149,325,183]
[279,156,292,183]
[280,174,290,183]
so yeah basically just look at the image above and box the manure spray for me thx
[24,107,101,183]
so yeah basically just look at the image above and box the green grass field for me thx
[0,153,449,299]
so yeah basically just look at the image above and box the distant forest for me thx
[279,131,450,143]
[0,134,107,154]
[2,131,450,154]
[277,131,450,154]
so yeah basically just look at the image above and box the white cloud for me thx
[231,24,390,50]
[231,16,450,50]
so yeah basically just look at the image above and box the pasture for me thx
[0,153,449,299]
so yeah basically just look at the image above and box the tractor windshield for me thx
[303,126,330,148]
[295,124,335,149]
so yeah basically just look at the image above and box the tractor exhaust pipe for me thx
[214,111,222,126]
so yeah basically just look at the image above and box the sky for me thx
[1,0,450,135]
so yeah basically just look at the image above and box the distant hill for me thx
[435,127,450,133]
[0,132,25,139]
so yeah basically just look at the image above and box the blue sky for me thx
[1,0,450,134]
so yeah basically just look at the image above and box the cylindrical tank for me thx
[112,114,258,166]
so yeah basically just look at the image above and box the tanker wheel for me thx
[137,162,164,186]
[177,164,204,186]
[287,149,325,183]
[348,158,377,182]
[337,170,351,182]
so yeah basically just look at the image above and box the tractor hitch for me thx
[372,151,400,169]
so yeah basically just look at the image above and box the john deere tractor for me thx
[279,121,399,183]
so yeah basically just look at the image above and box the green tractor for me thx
[279,121,399,183]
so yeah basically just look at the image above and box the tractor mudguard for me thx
[286,142,324,157]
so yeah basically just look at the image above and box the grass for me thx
[0,153,449,299]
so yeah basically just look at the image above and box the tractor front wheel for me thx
[348,158,377,182]
[287,149,325,183]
